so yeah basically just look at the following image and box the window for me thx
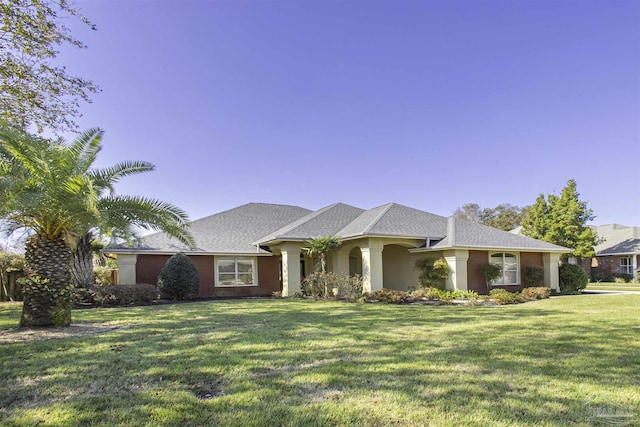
[216,257,257,287]
[620,257,633,275]
[490,252,519,285]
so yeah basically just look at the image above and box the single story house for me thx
[587,224,639,279]
[108,202,570,297]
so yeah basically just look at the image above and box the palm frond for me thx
[89,160,155,194]
[97,195,195,248]
[69,128,104,174]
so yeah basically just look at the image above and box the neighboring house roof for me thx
[592,224,640,255]
[109,201,570,255]
[111,203,311,254]
[426,217,570,252]
[255,203,365,244]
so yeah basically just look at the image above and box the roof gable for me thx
[255,203,365,244]
[337,203,448,238]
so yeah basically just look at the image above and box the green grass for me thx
[1,296,639,426]
[586,281,640,292]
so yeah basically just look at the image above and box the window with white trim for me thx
[489,252,519,285]
[216,257,257,287]
[620,257,633,275]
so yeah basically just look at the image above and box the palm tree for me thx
[302,236,342,273]
[0,123,195,325]
[70,157,195,289]
[0,124,103,326]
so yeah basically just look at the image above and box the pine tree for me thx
[521,179,601,258]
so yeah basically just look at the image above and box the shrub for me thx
[558,263,588,295]
[481,263,502,292]
[365,289,410,304]
[521,287,551,300]
[93,266,115,285]
[523,266,544,287]
[157,253,200,300]
[612,273,633,283]
[72,284,159,306]
[415,258,450,290]
[590,269,613,283]
[412,287,478,303]
[302,272,363,300]
[489,288,525,305]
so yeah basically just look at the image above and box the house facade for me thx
[588,224,640,280]
[109,202,570,297]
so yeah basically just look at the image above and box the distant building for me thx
[589,224,640,280]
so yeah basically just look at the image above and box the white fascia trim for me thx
[339,233,439,242]
[409,245,571,254]
[596,251,640,256]
[253,237,307,246]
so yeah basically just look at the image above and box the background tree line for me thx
[453,179,601,259]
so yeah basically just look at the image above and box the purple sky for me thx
[60,0,639,227]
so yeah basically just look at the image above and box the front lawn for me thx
[586,281,640,292]
[1,296,639,426]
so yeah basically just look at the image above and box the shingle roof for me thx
[429,217,570,251]
[337,203,448,238]
[117,203,311,254]
[255,203,365,244]
[109,201,570,255]
[598,239,640,255]
[592,224,640,255]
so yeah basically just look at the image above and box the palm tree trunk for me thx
[70,233,94,289]
[20,236,72,327]
[320,253,327,273]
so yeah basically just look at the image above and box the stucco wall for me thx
[383,246,443,291]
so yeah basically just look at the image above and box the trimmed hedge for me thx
[73,284,159,306]
[157,253,200,300]
[489,288,525,305]
[559,264,588,295]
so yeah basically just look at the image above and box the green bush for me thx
[481,263,502,292]
[489,288,525,305]
[157,253,200,300]
[415,258,450,290]
[521,287,551,300]
[412,287,478,303]
[93,266,115,285]
[590,269,613,283]
[612,273,633,283]
[523,266,544,287]
[365,289,410,304]
[72,284,159,306]
[301,272,363,300]
[558,263,589,295]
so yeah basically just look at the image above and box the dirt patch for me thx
[0,323,128,344]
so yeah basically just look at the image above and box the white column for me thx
[362,239,384,293]
[444,249,469,291]
[633,255,638,280]
[543,253,561,292]
[117,253,137,284]
[332,247,351,275]
[280,244,302,296]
